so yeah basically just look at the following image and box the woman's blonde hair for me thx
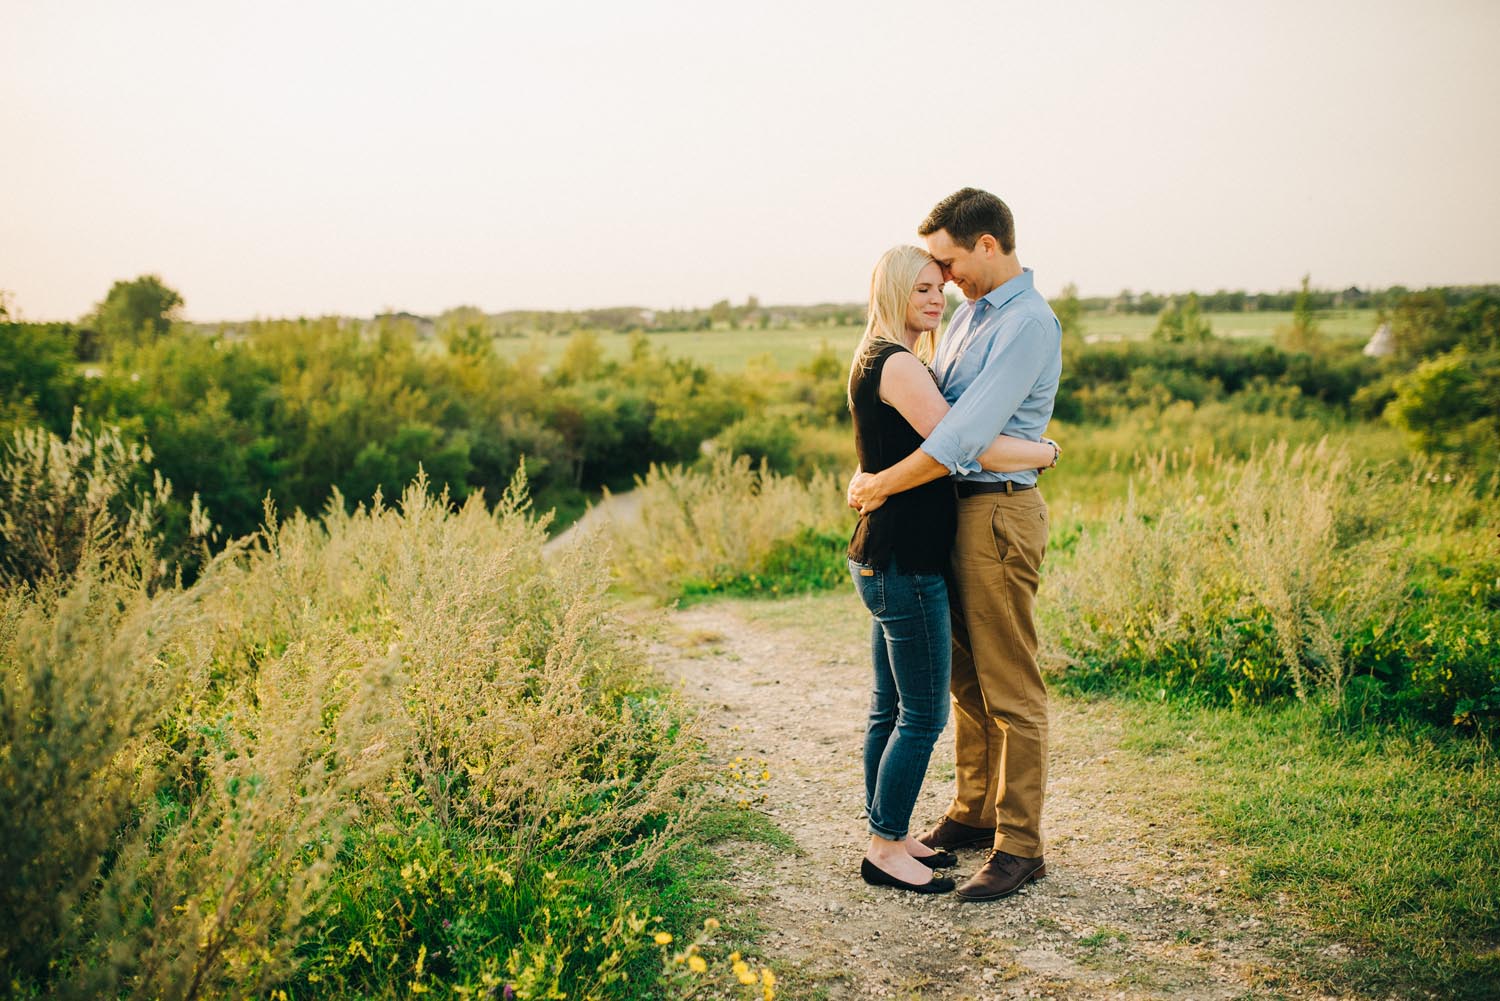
[848,245,940,408]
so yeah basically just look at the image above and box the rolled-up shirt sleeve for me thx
[920,317,1052,475]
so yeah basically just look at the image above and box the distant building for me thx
[1363,322,1395,357]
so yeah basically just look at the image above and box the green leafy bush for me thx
[714,415,801,475]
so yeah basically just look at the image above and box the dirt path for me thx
[544,488,643,556]
[640,592,1354,1001]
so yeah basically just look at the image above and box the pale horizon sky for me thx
[4,0,1499,323]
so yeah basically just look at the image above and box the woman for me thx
[848,245,1057,894]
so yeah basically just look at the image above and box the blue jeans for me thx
[849,557,952,841]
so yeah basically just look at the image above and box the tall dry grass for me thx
[2,422,702,999]
[606,454,849,602]
[1044,439,1488,704]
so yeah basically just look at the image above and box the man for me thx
[847,187,1061,902]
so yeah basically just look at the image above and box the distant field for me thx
[499,308,1382,371]
[1082,307,1379,344]
[503,323,864,372]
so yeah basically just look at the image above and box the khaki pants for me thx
[946,487,1049,857]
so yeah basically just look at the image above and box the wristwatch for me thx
[1042,437,1059,468]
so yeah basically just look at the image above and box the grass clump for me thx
[607,454,852,604]
[1045,439,1498,726]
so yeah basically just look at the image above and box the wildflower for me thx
[654,931,673,945]
[688,956,707,973]
[704,917,720,930]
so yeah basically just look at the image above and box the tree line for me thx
[2,276,1494,573]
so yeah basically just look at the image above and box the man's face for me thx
[924,229,991,301]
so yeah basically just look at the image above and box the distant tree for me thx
[90,274,182,346]
[445,323,491,358]
[438,305,491,350]
[555,330,606,384]
[1135,291,1167,315]
[1152,293,1213,343]
[708,299,734,328]
[1054,283,1084,346]
[1277,274,1321,352]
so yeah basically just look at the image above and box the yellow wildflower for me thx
[688,956,707,973]
[654,931,673,945]
[704,917,720,930]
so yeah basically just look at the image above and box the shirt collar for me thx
[973,268,1035,313]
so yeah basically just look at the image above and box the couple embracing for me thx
[845,187,1061,900]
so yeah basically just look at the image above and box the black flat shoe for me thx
[860,858,955,894]
[913,849,958,869]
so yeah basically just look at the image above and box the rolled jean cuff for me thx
[867,820,907,842]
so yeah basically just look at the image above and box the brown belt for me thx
[954,480,1035,498]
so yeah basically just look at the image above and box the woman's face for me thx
[905,262,946,336]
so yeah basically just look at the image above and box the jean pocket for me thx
[848,559,885,616]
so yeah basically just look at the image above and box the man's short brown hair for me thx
[918,187,1015,254]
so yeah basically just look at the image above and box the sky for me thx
[3,0,1499,322]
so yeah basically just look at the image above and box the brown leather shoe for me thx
[955,850,1047,902]
[917,816,996,851]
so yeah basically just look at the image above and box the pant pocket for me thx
[848,560,885,616]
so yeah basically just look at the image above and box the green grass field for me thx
[1081,307,1379,343]
[499,308,1382,372]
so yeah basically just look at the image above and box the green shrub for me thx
[714,415,801,475]
[1386,347,1500,458]
[680,527,848,604]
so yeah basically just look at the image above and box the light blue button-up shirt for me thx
[920,268,1062,485]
